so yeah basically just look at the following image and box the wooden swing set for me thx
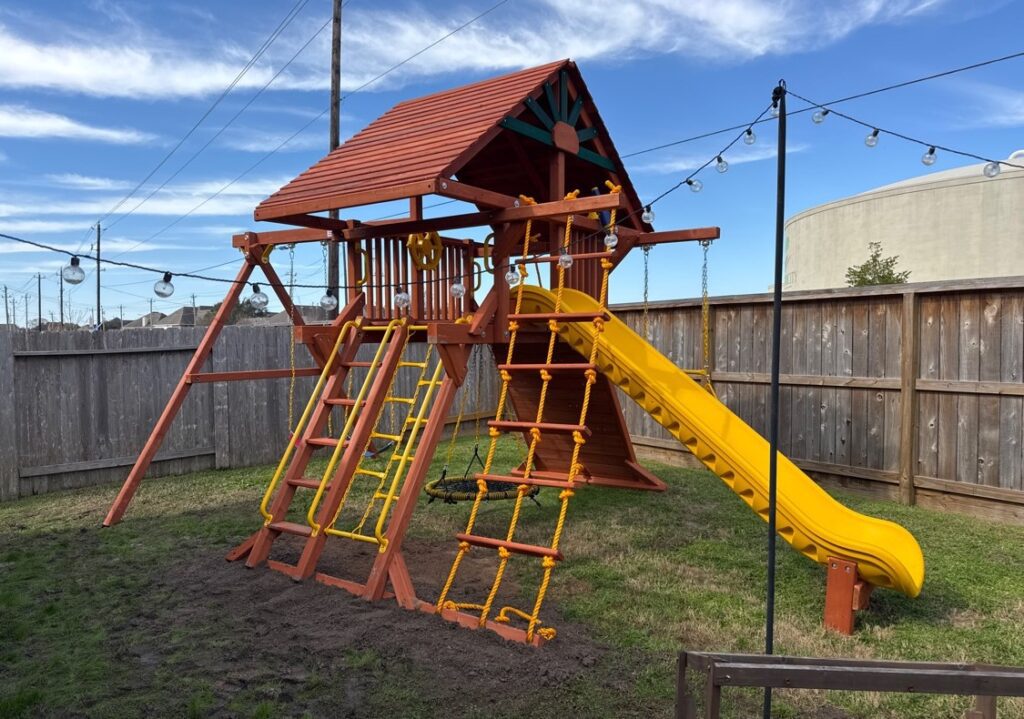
[104,59,720,645]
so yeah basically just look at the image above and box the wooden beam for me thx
[187,368,321,383]
[435,178,515,209]
[254,179,439,221]
[631,227,721,246]
[231,227,330,249]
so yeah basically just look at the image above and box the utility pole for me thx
[95,222,102,330]
[24,293,29,328]
[326,0,343,318]
[119,304,124,328]
[191,293,197,326]
[3,285,8,326]
[57,271,64,327]
[149,298,154,315]
[37,273,42,331]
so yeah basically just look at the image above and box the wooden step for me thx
[306,437,348,448]
[323,397,363,407]
[268,520,313,537]
[456,533,563,560]
[286,477,329,490]
[475,472,577,490]
[507,311,610,322]
[498,363,596,373]
[488,420,591,436]
[509,469,591,483]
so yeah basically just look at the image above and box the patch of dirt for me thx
[115,533,607,718]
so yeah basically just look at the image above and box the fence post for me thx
[898,292,919,506]
[0,330,20,500]
[213,326,231,469]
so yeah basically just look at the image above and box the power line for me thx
[104,4,345,235]
[621,49,1024,159]
[110,0,512,256]
[88,0,313,234]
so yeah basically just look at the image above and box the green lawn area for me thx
[2,436,1023,718]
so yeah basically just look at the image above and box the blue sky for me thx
[1,0,1022,325]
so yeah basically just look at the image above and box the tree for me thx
[208,298,270,324]
[845,242,910,287]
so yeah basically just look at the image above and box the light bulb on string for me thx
[811,108,830,124]
[394,286,411,309]
[744,128,756,145]
[921,146,937,166]
[715,155,728,173]
[450,282,466,299]
[603,231,619,249]
[865,129,880,148]
[62,256,85,285]
[770,101,780,118]
[153,272,175,298]
[249,283,269,310]
[686,178,703,193]
[558,252,574,269]
[319,289,338,311]
[641,205,655,224]
[983,161,1001,178]
[504,269,520,286]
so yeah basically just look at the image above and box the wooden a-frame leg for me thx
[103,258,256,526]
[824,556,867,635]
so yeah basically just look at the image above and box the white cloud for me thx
[45,173,134,191]
[0,237,205,255]
[0,219,95,233]
[0,1,957,99]
[633,142,808,174]
[953,82,1024,129]
[0,175,291,219]
[220,128,327,153]
[0,105,155,144]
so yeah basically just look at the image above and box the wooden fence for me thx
[4,276,1024,523]
[613,276,1024,523]
[0,326,497,501]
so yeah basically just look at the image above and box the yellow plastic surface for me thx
[519,286,924,597]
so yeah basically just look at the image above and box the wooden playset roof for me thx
[254,59,648,230]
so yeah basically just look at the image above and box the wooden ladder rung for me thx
[488,420,591,436]
[306,437,347,448]
[323,398,363,407]
[497,363,596,372]
[455,533,563,560]
[344,361,375,368]
[507,311,610,322]
[286,477,330,490]
[268,520,313,537]
[475,472,578,490]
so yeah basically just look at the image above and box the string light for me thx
[557,252,573,269]
[865,129,880,147]
[319,288,338,311]
[811,108,830,124]
[603,230,619,249]
[250,284,269,310]
[62,256,85,285]
[641,205,655,224]
[450,282,466,299]
[983,161,1001,178]
[715,155,729,173]
[744,128,756,145]
[920,146,937,166]
[394,286,411,309]
[770,100,780,118]
[686,178,703,193]
[153,272,175,298]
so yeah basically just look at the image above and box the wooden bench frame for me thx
[676,651,1024,719]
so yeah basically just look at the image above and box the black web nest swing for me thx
[424,346,540,504]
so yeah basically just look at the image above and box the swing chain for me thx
[642,245,651,340]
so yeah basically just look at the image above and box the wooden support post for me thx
[703,665,722,719]
[823,556,859,635]
[898,291,919,506]
[103,258,255,526]
[0,328,19,501]
[676,653,697,719]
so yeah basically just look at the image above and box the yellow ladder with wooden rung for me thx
[304,319,406,535]
[326,345,445,550]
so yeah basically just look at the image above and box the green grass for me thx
[1,436,1023,718]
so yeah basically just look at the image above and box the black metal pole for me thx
[763,80,787,719]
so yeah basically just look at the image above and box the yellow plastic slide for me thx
[518,285,924,597]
